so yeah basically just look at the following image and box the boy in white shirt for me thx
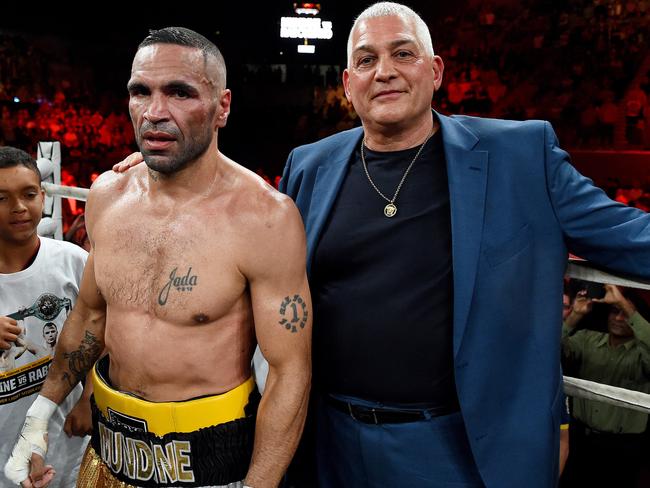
[0,146,90,487]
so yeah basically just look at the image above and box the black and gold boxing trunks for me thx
[78,356,259,487]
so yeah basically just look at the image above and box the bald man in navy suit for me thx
[280,2,650,487]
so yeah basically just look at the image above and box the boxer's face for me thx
[0,165,44,246]
[128,44,230,174]
[43,325,58,346]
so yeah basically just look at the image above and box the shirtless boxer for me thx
[5,27,311,488]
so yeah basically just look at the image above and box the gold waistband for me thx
[91,362,254,437]
[78,446,135,488]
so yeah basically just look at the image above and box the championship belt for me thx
[7,293,72,321]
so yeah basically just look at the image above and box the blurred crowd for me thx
[1,0,649,240]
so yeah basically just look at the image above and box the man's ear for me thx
[343,69,352,102]
[216,89,232,129]
[432,56,444,92]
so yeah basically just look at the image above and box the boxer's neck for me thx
[146,147,224,201]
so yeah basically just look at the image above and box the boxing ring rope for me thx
[42,181,89,201]
[563,262,650,412]
[563,376,650,414]
[44,181,650,413]
[567,259,650,291]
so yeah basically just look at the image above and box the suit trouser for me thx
[315,393,485,488]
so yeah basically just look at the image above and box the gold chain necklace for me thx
[360,131,434,218]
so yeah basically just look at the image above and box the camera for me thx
[582,281,606,299]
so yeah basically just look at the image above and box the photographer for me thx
[561,283,650,487]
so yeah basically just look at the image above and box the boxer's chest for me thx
[93,206,247,321]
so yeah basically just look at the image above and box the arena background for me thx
[1,0,649,217]
[2,3,650,486]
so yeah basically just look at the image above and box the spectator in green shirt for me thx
[561,283,650,488]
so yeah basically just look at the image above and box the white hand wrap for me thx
[4,395,56,484]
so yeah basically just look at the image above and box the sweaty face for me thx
[343,15,442,131]
[0,166,44,246]
[128,44,223,174]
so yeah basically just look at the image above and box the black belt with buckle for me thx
[325,395,459,424]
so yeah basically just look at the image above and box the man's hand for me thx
[4,418,51,487]
[593,284,636,317]
[21,453,55,488]
[63,396,92,437]
[572,290,593,316]
[564,291,593,329]
[112,152,143,173]
[0,316,21,350]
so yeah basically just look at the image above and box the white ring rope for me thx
[42,181,89,201]
[563,376,650,414]
[42,183,650,413]
[567,259,650,290]
[564,261,650,412]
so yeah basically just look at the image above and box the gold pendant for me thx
[384,203,397,217]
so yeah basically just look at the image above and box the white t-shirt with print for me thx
[0,237,88,487]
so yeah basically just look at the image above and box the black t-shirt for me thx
[311,130,457,405]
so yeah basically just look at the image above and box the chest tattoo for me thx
[158,266,199,306]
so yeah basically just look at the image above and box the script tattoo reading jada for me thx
[62,330,102,388]
[278,295,308,333]
[158,266,199,306]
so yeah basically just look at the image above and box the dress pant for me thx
[314,393,485,488]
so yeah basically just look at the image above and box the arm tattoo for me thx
[158,266,199,305]
[278,295,308,333]
[62,330,102,388]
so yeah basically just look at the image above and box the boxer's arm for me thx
[5,186,107,486]
[39,250,106,404]
[63,371,94,437]
[16,337,40,356]
[8,253,104,486]
[41,177,108,404]
[242,197,312,488]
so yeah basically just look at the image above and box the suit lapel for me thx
[305,128,363,275]
[437,114,489,357]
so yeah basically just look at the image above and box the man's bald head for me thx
[137,27,227,91]
[347,2,435,67]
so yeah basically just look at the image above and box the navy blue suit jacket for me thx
[279,112,650,487]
